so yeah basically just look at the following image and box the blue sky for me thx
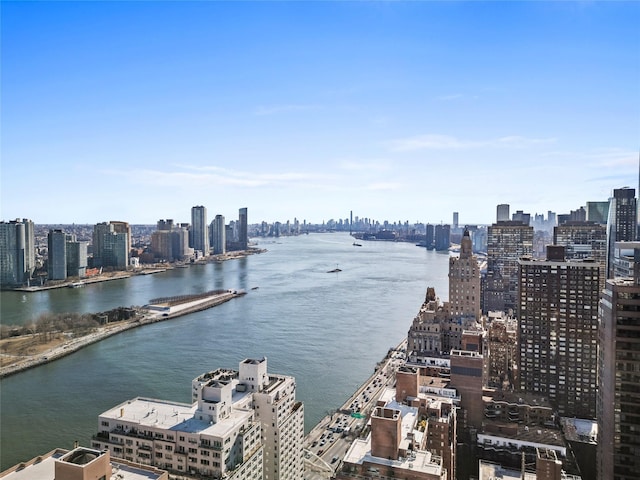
[2,1,639,225]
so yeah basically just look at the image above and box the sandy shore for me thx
[0,291,242,378]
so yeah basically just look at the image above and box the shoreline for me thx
[0,291,243,379]
[4,248,266,293]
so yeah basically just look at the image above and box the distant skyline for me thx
[2,1,638,225]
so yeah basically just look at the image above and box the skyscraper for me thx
[597,244,640,480]
[606,187,637,278]
[66,240,88,277]
[0,218,35,286]
[497,204,510,222]
[518,246,600,419]
[93,222,129,269]
[211,214,226,255]
[553,221,607,292]
[47,229,68,280]
[434,224,450,251]
[597,266,640,480]
[238,207,248,251]
[485,220,533,313]
[190,206,209,256]
[449,229,480,322]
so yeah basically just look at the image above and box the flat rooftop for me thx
[480,419,566,449]
[101,396,252,437]
[344,437,444,477]
[0,449,166,480]
[478,460,536,480]
[483,390,552,408]
[560,417,597,444]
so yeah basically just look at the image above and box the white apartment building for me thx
[93,357,303,480]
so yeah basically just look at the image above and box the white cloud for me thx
[387,134,556,152]
[103,164,338,189]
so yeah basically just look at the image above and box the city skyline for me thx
[2,2,639,224]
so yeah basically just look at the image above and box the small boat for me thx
[353,242,362,247]
[251,286,259,290]
[68,282,84,288]
[327,268,342,273]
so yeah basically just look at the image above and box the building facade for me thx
[606,187,637,278]
[239,208,248,251]
[191,206,209,256]
[93,357,303,480]
[449,229,481,322]
[553,221,607,292]
[597,247,640,480]
[518,246,600,419]
[66,240,88,277]
[485,221,534,313]
[211,214,226,255]
[0,218,35,286]
[434,224,451,251]
[47,229,68,280]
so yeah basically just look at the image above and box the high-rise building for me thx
[0,218,35,286]
[449,229,480,322]
[585,201,609,224]
[93,222,129,269]
[518,246,600,419]
[485,220,534,313]
[453,212,459,230]
[211,214,226,255]
[66,240,88,277]
[597,244,640,480]
[110,221,132,258]
[497,204,510,222]
[553,221,607,292]
[238,358,304,480]
[92,222,113,268]
[434,224,450,251]
[102,232,129,268]
[172,225,191,261]
[191,206,209,255]
[238,208,248,251]
[606,187,637,278]
[157,219,174,231]
[151,230,174,261]
[512,210,531,225]
[426,223,434,249]
[93,357,303,480]
[47,229,68,280]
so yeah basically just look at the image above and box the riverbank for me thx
[6,248,266,293]
[0,290,243,378]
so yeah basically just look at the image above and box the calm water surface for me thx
[0,233,449,470]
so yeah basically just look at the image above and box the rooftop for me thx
[101,396,252,437]
[480,419,566,449]
[560,417,597,444]
[478,460,536,480]
[344,437,444,477]
[0,449,167,480]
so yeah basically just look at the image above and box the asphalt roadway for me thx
[303,339,408,479]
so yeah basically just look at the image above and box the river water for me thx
[0,233,450,470]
